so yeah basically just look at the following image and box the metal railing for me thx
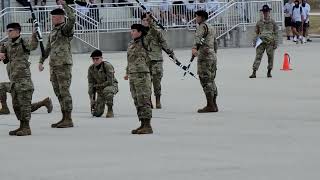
[0,0,283,48]
[189,0,283,39]
[0,5,100,48]
[187,0,235,30]
[207,1,241,39]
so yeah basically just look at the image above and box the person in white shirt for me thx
[284,0,293,40]
[301,0,312,42]
[291,0,305,43]
[207,0,219,14]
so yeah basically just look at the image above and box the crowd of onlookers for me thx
[284,0,312,44]
[13,0,225,30]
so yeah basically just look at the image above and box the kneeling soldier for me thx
[88,49,118,118]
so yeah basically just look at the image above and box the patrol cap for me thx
[260,5,272,12]
[90,49,103,57]
[51,8,65,15]
[6,23,21,31]
[195,10,208,20]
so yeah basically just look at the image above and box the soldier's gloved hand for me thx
[0,53,5,61]
[169,52,175,59]
[273,44,278,49]
[252,41,256,47]
[192,48,198,57]
[38,63,44,72]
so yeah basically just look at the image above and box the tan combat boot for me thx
[16,121,32,136]
[105,105,114,118]
[56,111,74,128]
[198,94,218,113]
[136,119,153,134]
[131,120,144,134]
[31,97,53,113]
[249,70,257,78]
[155,95,162,109]
[9,121,22,136]
[51,111,65,128]
[0,96,10,115]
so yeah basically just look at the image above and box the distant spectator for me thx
[195,0,207,11]
[38,0,49,31]
[186,0,196,21]
[16,0,29,6]
[171,0,186,26]
[207,0,219,14]
[160,0,170,24]
[291,0,305,43]
[88,0,100,22]
[302,0,312,42]
[284,0,293,40]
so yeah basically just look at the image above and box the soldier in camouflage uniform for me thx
[192,10,219,113]
[0,54,53,115]
[0,23,38,136]
[141,13,174,109]
[0,79,53,115]
[39,0,75,128]
[124,24,153,134]
[88,49,118,118]
[250,5,279,78]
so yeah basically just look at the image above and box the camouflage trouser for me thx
[50,65,73,112]
[129,73,152,120]
[150,61,163,96]
[0,82,11,97]
[11,83,34,122]
[93,85,118,117]
[198,59,218,97]
[253,42,275,71]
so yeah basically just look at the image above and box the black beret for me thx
[90,49,103,57]
[195,10,208,20]
[6,23,21,31]
[131,24,145,32]
[51,8,65,15]
[260,4,272,12]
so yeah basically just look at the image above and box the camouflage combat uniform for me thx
[144,21,172,108]
[193,22,218,112]
[0,34,38,136]
[88,61,118,117]
[0,61,52,114]
[126,36,153,134]
[40,4,75,128]
[252,17,279,71]
[0,53,11,114]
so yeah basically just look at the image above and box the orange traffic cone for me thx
[281,52,292,71]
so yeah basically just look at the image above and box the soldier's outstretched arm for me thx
[192,24,206,49]
[61,3,76,36]
[158,31,173,55]
[0,44,6,61]
[252,23,260,46]
[273,20,279,48]
[105,63,116,86]
[39,36,51,64]
[87,68,95,99]
[214,36,218,54]
[25,32,39,51]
